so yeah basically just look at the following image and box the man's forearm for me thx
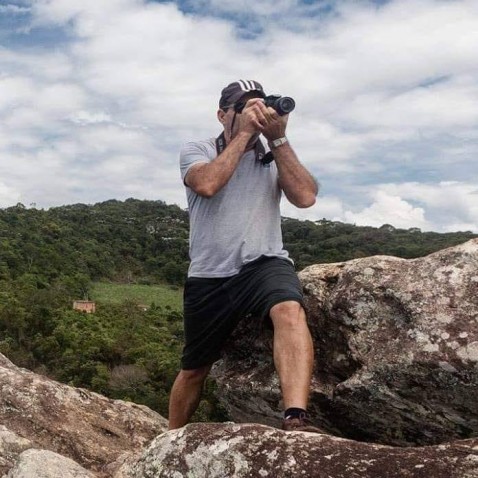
[273,143,318,208]
[186,132,252,197]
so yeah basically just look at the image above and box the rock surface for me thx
[5,449,94,478]
[0,426,32,475]
[213,239,478,446]
[0,353,167,477]
[117,422,478,478]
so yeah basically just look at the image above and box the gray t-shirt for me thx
[180,137,290,277]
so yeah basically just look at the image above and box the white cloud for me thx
[0,0,476,233]
[343,190,431,230]
[281,194,345,222]
[0,182,21,207]
[338,76,478,131]
[281,180,478,233]
[69,111,112,125]
[0,4,30,14]
[196,0,295,15]
[379,181,478,231]
[338,182,478,232]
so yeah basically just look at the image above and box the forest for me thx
[0,198,476,421]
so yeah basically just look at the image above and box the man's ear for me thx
[217,109,227,125]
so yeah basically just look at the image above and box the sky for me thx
[0,0,477,232]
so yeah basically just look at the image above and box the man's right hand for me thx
[236,98,268,136]
[237,98,281,136]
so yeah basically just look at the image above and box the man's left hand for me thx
[255,102,288,141]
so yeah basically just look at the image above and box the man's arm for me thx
[185,99,264,198]
[259,105,318,208]
[185,131,252,197]
[273,143,318,208]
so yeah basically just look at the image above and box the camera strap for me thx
[215,132,274,165]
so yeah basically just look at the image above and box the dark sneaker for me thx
[282,413,329,434]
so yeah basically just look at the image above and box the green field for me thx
[90,282,183,311]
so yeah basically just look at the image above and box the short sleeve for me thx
[180,141,213,183]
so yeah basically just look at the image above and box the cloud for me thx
[281,194,345,222]
[378,181,478,232]
[69,111,112,125]
[337,76,478,132]
[0,182,21,207]
[0,4,30,14]
[338,182,478,232]
[0,0,476,233]
[343,190,430,230]
[283,179,478,233]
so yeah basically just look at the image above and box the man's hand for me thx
[235,98,265,136]
[238,98,288,141]
[261,107,288,142]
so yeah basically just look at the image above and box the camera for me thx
[234,94,295,116]
[263,95,295,116]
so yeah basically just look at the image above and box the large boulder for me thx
[213,239,478,446]
[5,449,94,478]
[116,422,478,478]
[0,353,167,477]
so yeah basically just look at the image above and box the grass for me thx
[90,282,183,311]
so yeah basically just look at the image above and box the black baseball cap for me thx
[219,80,265,109]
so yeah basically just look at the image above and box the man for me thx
[169,79,323,433]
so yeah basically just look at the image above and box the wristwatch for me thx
[269,136,288,149]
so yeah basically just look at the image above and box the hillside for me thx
[0,199,189,286]
[1,199,475,287]
[0,198,476,421]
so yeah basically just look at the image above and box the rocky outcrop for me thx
[0,353,167,477]
[213,239,478,446]
[5,449,94,478]
[117,422,478,478]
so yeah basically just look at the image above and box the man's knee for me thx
[178,364,212,384]
[270,301,307,329]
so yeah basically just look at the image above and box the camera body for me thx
[234,95,295,116]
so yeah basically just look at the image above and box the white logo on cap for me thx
[238,80,259,91]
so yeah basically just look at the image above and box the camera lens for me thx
[277,97,295,115]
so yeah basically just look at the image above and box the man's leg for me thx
[269,301,314,410]
[168,364,212,430]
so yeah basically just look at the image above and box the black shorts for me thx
[181,256,304,370]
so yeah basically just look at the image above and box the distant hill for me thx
[0,199,476,286]
[0,198,189,286]
[281,218,477,270]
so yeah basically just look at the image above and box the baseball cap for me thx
[219,80,265,109]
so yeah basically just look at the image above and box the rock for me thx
[0,353,167,477]
[117,422,478,478]
[5,449,94,478]
[0,426,32,476]
[213,239,478,446]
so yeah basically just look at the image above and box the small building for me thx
[73,300,96,314]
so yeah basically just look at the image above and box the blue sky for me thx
[0,0,477,232]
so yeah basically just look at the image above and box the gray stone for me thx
[117,422,478,478]
[0,354,167,477]
[0,426,32,475]
[213,239,478,446]
[5,449,94,478]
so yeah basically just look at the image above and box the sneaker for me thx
[282,412,329,434]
